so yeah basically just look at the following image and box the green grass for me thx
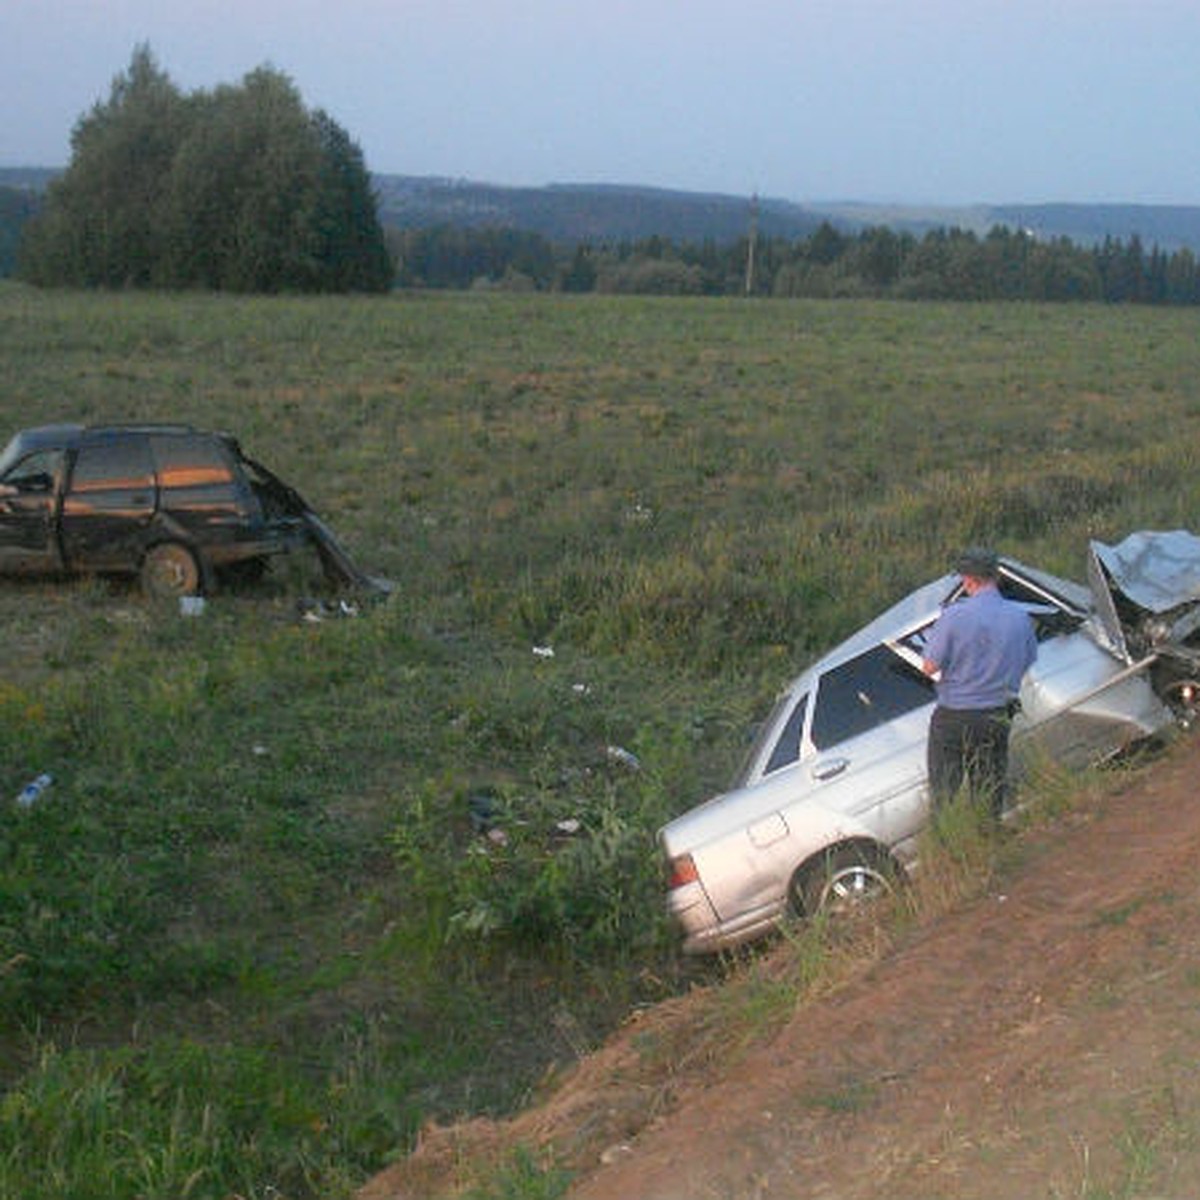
[2,282,1200,1195]
[461,1148,573,1200]
[1056,1090,1198,1200]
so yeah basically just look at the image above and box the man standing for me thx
[921,547,1038,818]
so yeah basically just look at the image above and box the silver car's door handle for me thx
[812,757,849,781]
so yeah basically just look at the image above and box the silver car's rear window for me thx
[733,691,804,787]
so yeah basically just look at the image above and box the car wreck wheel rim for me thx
[798,851,895,919]
[822,865,890,911]
[142,542,200,597]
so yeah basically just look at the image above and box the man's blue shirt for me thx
[923,585,1037,710]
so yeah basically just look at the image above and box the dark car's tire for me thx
[141,542,201,598]
[793,845,897,920]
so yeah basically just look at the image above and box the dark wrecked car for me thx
[660,531,1200,954]
[0,423,380,597]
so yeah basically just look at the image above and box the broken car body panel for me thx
[1088,529,1200,659]
[660,535,1196,954]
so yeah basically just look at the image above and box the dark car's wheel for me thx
[141,542,201,597]
[793,845,897,920]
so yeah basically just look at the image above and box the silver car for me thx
[660,531,1200,954]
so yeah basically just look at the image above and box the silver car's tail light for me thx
[666,853,699,890]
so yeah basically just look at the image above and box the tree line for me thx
[0,188,39,278]
[390,222,1200,304]
[17,46,392,293]
[9,44,1200,304]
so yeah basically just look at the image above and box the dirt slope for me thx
[363,738,1200,1200]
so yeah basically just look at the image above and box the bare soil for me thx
[363,737,1200,1200]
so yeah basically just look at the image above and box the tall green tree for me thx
[164,68,327,291]
[20,45,188,286]
[19,47,392,293]
[307,110,394,292]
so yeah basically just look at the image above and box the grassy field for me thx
[1,283,1199,1198]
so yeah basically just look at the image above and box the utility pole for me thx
[744,193,759,297]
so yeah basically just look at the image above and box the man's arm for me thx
[921,612,952,681]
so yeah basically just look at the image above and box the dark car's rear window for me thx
[150,435,247,516]
[151,435,235,489]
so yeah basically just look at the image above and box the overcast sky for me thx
[4,0,1200,206]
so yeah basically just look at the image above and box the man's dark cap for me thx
[956,547,999,579]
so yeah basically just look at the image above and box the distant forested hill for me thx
[5,165,1200,261]
[0,168,57,191]
[372,177,1200,253]
[989,203,1200,252]
[0,185,42,275]
[371,176,820,242]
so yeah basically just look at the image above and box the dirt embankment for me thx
[364,737,1200,1200]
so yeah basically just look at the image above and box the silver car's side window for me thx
[810,644,935,750]
[763,693,809,775]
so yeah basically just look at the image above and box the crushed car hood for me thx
[1088,530,1200,661]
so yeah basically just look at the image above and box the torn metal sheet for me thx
[302,511,394,595]
[1089,529,1200,654]
[1090,530,1200,613]
[244,453,393,595]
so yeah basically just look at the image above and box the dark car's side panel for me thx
[0,423,327,594]
[149,432,281,563]
[0,447,66,572]
[60,435,157,568]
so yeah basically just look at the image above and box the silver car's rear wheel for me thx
[141,541,201,597]
[795,846,896,919]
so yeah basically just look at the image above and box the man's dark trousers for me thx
[927,704,1011,818]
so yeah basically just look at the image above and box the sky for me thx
[4,0,1200,207]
